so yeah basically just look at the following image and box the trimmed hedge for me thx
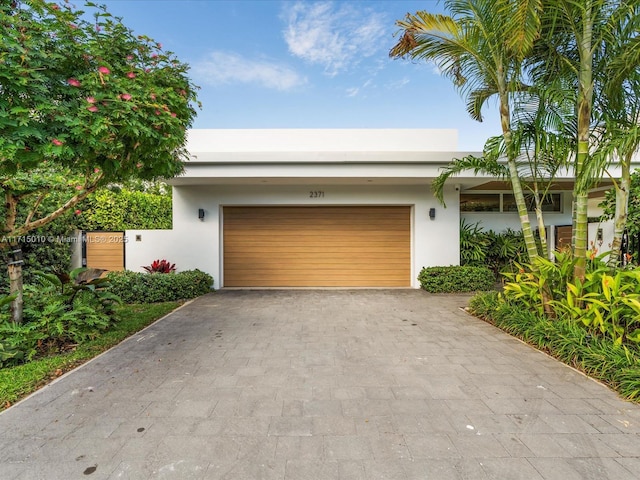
[418,265,495,293]
[106,269,213,303]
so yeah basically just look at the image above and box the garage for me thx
[223,206,411,287]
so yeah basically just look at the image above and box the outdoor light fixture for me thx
[198,208,205,221]
[597,227,603,247]
[7,248,24,266]
[429,208,436,219]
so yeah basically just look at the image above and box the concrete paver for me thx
[1,289,639,479]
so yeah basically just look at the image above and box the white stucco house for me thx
[120,128,626,289]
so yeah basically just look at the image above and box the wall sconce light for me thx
[7,248,24,266]
[429,208,436,220]
[198,208,205,221]
[597,227,603,247]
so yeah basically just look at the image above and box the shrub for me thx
[0,279,115,367]
[106,269,213,303]
[418,265,495,293]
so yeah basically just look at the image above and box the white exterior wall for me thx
[126,183,460,289]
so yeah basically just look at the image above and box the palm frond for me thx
[432,153,509,206]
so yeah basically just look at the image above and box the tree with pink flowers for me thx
[0,0,199,322]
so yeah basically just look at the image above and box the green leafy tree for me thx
[390,0,543,262]
[1,0,199,322]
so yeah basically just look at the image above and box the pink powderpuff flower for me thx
[126,55,134,61]
[87,105,98,112]
[86,96,96,103]
[120,93,132,101]
[74,209,82,215]
[126,72,136,79]
[69,23,78,29]
[150,93,156,100]
[98,66,110,75]
[170,112,176,117]
[75,185,83,191]
[67,78,81,87]
[51,4,59,10]
[94,167,100,173]
[155,110,161,115]
[136,162,143,168]
[52,139,63,146]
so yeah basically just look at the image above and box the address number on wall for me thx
[309,191,325,198]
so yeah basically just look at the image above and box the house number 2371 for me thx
[309,191,325,198]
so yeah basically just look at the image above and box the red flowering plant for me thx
[142,259,176,274]
[0,0,199,322]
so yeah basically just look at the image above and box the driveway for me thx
[1,290,639,479]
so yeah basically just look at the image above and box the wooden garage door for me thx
[223,206,410,287]
[85,231,125,271]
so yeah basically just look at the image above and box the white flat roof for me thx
[186,129,459,157]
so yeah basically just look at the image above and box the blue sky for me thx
[99,0,501,151]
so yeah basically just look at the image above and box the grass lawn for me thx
[0,301,181,411]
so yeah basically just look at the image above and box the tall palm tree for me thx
[390,0,543,261]
[593,4,640,267]
[527,0,638,279]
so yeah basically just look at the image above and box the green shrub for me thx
[0,280,114,367]
[106,269,213,303]
[418,265,495,293]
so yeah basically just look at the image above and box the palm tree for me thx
[593,4,640,267]
[527,0,638,279]
[390,0,543,262]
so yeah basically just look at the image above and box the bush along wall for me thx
[107,270,213,303]
[418,265,496,293]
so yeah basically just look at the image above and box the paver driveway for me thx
[1,290,639,479]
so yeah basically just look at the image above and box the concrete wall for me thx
[125,184,460,289]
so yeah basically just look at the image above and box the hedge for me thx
[106,270,213,303]
[418,265,496,293]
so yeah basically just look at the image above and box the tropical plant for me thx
[142,259,176,274]
[459,219,489,266]
[527,0,640,279]
[391,0,543,262]
[0,0,199,323]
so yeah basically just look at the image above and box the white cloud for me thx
[282,1,387,76]
[192,51,307,91]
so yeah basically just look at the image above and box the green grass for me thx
[0,301,181,410]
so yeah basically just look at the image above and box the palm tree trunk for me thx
[499,90,539,261]
[572,1,594,282]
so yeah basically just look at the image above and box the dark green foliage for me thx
[106,270,213,303]
[78,188,172,230]
[469,292,640,402]
[418,265,495,293]
[0,277,117,367]
[459,220,526,277]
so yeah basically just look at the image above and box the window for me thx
[460,193,500,212]
[460,193,562,213]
